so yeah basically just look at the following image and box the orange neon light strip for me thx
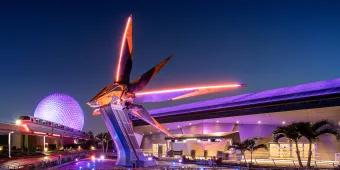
[92,108,101,116]
[115,16,132,82]
[22,124,30,132]
[135,83,242,95]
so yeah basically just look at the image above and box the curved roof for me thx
[149,78,340,117]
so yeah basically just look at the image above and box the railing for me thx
[251,158,339,169]
[0,150,94,170]
[0,161,23,170]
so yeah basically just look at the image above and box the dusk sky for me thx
[0,0,339,133]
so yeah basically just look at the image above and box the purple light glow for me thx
[34,93,84,130]
[149,78,340,116]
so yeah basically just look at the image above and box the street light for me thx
[15,120,21,125]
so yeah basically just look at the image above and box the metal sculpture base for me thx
[100,103,155,167]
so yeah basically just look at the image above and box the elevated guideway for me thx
[0,116,88,139]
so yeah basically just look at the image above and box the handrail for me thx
[245,158,339,168]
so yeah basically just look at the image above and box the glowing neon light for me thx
[91,155,96,161]
[52,134,60,137]
[116,16,132,82]
[15,120,21,125]
[33,131,47,135]
[92,108,101,116]
[22,124,30,132]
[136,83,241,95]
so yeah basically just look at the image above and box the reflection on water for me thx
[58,159,237,170]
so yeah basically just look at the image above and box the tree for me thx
[103,132,112,153]
[228,140,248,164]
[273,123,304,168]
[228,138,267,166]
[87,131,96,144]
[96,133,106,153]
[246,138,267,165]
[295,120,339,168]
[96,132,113,154]
[79,131,97,150]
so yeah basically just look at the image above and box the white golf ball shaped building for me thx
[34,93,84,130]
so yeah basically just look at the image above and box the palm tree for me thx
[96,133,106,153]
[295,120,339,168]
[103,132,112,153]
[246,138,268,165]
[273,123,304,168]
[87,131,97,146]
[96,132,113,153]
[78,131,97,150]
[228,138,267,166]
[228,140,249,164]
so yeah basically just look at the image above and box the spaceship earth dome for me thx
[34,93,84,130]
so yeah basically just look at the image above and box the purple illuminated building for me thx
[133,78,340,162]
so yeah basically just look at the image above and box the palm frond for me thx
[312,120,332,131]
[315,128,339,138]
[273,133,285,143]
[253,144,268,151]
[295,122,314,140]
[244,138,255,146]
[273,126,285,134]
[273,124,302,142]
[228,144,243,151]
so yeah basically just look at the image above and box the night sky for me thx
[0,0,339,133]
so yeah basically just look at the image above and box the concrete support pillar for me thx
[8,132,14,158]
[60,136,64,150]
[166,140,170,152]
[43,136,46,152]
[23,135,29,152]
